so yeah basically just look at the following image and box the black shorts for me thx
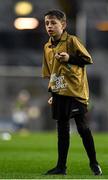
[51,93,88,120]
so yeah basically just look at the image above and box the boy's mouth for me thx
[48,30,56,35]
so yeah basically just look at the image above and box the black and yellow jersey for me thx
[42,31,93,105]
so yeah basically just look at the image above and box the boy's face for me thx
[45,15,66,39]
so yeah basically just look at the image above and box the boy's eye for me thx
[45,22,49,26]
[45,21,57,26]
[51,21,56,25]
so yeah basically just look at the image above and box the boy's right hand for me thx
[55,52,69,62]
[48,97,53,105]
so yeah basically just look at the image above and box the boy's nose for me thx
[48,25,52,28]
[48,23,52,28]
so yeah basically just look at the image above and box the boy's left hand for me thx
[48,97,53,105]
[55,52,69,62]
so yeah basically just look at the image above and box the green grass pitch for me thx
[0,131,108,179]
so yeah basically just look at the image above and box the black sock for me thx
[75,114,98,165]
[56,120,70,169]
[78,128,98,164]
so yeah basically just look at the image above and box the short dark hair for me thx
[44,9,66,21]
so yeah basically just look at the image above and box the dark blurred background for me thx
[0,0,108,132]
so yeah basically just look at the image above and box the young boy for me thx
[42,9,102,176]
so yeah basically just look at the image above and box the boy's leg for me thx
[74,113,97,164]
[74,113,102,175]
[56,118,70,169]
[45,94,70,175]
[45,118,70,175]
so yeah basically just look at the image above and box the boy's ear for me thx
[62,21,67,30]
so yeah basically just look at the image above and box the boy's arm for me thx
[68,55,91,67]
[42,50,50,78]
[68,36,93,67]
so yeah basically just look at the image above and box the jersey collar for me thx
[47,31,68,47]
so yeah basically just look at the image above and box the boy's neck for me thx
[51,36,60,42]
[51,33,62,42]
